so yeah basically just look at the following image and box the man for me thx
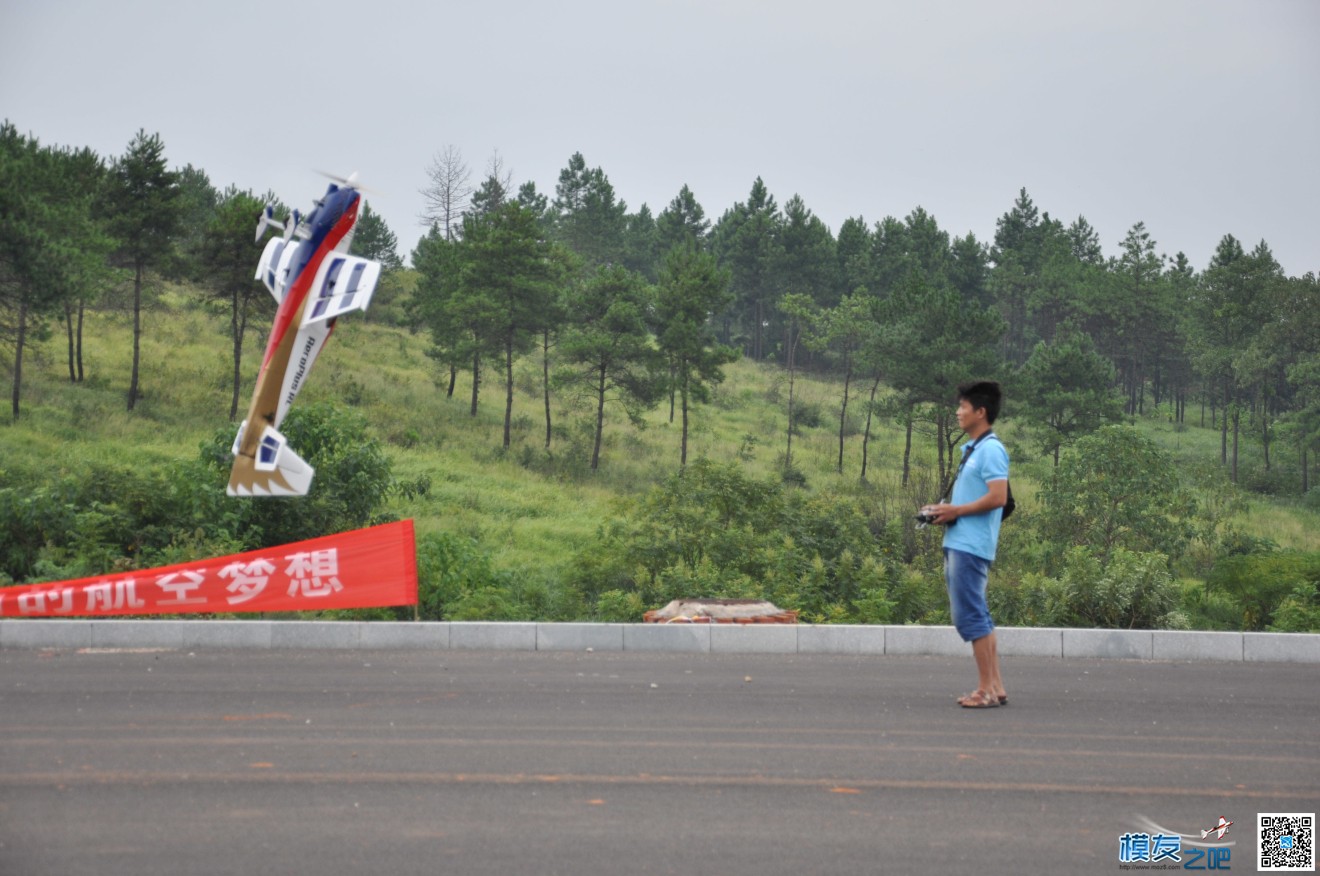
[922,380,1010,709]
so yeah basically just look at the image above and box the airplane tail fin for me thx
[255,205,282,243]
[254,205,303,244]
[226,422,315,497]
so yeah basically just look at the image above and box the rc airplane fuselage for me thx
[227,177,381,497]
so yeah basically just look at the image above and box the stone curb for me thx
[2,620,1318,663]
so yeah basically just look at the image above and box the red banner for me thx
[0,520,417,617]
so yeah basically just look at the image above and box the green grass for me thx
[4,283,1317,591]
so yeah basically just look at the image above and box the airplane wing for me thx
[301,253,382,326]
[255,237,303,305]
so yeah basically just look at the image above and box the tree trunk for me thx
[1262,411,1270,471]
[591,362,607,470]
[65,303,77,382]
[1302,441,1309,495]
[1231,407,1240,484]
[75,299,85,382]
[785,352,796,470]
[680,369,690,466]
[11,294,27,419]
[860,375,881,482]
[229,289,250,421]
[668,362,676,423]
[543,328,552,450]
[901,410,913,487]
[1220,384,1229,465]
[753,298,763,361]
[447,364,457,398]
[469,350,480,416]
[937,408,949,487]
[836,359,852,474]
[503,338,515,449]
[128,261,143,411]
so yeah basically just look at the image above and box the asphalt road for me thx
[2,647,1316,875]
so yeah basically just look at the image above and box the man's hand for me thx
[922,503,960,526]
[922,480,1008,526]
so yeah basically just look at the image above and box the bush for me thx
[1240,465,1298,498]
[1303,488,1320,512]
[988,546,1185,630]
[415,532,518,620]
[566,459,907,620]
[1206,550,1320,630]
[201,401,395,548]
[0,460,243,584]
[1040,426,1197,568]
[791,400,824,431]
[988,572,1068,628]
[1267,582,1320,633]
[416,531,581,621]
[1057,547,1185,629]
[594,589,646,622]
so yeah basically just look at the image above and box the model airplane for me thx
[227,173,382,497]
[1200,817,1233,840]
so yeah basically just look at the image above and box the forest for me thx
[2,124,1319,632]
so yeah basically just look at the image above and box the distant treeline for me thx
[3,128,1318,495]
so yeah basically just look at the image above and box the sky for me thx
[2,0,1317,276]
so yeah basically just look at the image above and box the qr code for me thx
[1259,813,1314,871]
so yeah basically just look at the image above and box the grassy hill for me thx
[4,281,1318,620]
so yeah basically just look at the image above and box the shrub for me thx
[791,400,824,431]
[1206,550,1320,630]
[1303,488,1320,512]
[988,572,1068,628]
[1057,546,1183,629]
[201,401,395,548]
[594,589,646,622]
[0,460,243,584]
[566,459,907,620]
[1267,582,1320,633]
[1039,426,1197,568]
[415,532,518,620]
[1240,465,1297,498]
[1177,579,1245,632]
[989,545,1188,630]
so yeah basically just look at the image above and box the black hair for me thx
[957,380,1002,424]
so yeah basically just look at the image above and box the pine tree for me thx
[107,130,181,411]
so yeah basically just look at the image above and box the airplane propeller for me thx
[315,169,378,195]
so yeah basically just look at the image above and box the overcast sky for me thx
[3,0,1317,275]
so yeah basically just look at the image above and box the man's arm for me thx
[928,478,1007,525]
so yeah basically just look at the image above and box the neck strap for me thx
[941,432,996,501]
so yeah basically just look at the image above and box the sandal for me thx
[957,689,1000,709]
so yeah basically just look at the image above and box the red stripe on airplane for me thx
[259,198,360,371]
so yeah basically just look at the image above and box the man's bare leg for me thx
[972,631,1006,700]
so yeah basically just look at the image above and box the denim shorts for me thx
[944,547,995,643]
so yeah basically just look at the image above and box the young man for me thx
[922,381,1010,709]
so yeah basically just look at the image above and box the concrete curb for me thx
[3,620,1319,663]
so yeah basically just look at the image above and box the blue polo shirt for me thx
[943,433,1010,562]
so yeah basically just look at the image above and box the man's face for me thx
[956,398,983,431]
